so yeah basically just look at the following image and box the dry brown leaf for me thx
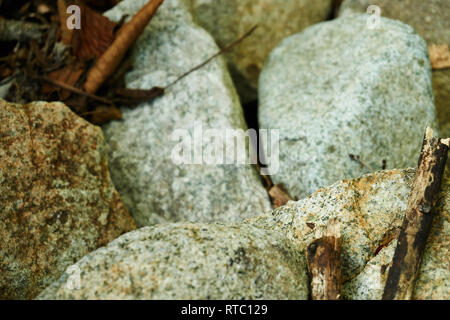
[114,87,164,103]
[269,184,293,208]
[73,2,118,60]
[83,0,164,94]
[89,105,122,125]
[428,44,450,70]
[58,0,117,60]
[41,62,85,100]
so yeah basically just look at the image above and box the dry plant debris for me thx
[428,44,450,70]
[0,0,165,125]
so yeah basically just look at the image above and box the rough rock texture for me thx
[103,0,271,227]
[250,169,450,299]
[343,240,397,300]
[0,99,136,299]
[190,0,333,102]
[259,14,438,199]
[339,0,450,138]
[37,223,309,299]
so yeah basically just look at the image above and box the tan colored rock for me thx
[250,169,449,299]
[0,99,136,299]
[190,0,333,102]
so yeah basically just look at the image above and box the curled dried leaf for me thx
[83,0,165,94]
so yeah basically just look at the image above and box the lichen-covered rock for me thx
[339,0,450,138]
[0,99,136,299]
[250,169,450,299]
[190,0,333,102]
[103,0,271,227]
[37,223,308,299]
[259,14,438,199]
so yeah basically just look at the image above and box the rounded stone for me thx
[37,223,309,299]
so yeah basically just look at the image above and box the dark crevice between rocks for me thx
[242,99,274,197]
[329,0,344,20]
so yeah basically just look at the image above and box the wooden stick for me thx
[57,0,73,45]
[306,221,342,300]
[349,153,374,171]
[382,127,449,300]
[83,0,164,94]
[35,75,113,105]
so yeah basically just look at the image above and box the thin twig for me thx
[34,75,113,105]
[166,25,258,89]
[349,154,374,171]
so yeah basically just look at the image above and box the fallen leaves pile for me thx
[0,0,164,125]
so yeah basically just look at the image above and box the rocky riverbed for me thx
[0,0,448,300]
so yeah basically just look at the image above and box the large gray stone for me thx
[250,169,450,299]
[0,99,135,299]
[103,0,271,227]
[259,14,438,199]
[190,0,333,102]
[339,0,450,138]
[37,223,309,299]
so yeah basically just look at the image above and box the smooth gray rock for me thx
[37,223,309,299]
[190,0,333,102]
[339,0,450,138]
[250,169,450,299]
[258,14,438,199]
[103,0,271,227]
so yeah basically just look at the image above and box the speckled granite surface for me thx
[103,0,271,227]
[0,100,135,299]
[37,223,308,299]
[258,14,438,200]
